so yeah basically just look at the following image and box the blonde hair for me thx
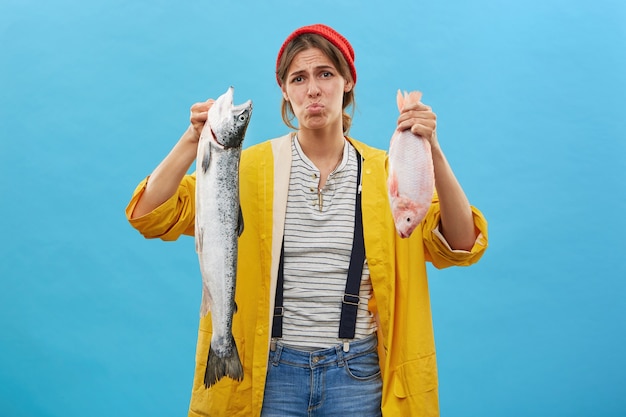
[276,33,356,134]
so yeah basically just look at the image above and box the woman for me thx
[126,24,488,417]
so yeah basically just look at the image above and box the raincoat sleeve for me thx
[421,193,488,269]
[124,173,197,240]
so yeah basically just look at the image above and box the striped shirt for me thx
[279,136,376,350]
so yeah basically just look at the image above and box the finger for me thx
[410,122,437,139]
[190,99,215,113]
[191,110,208,124]
[400,101,432,112]
[190,99,215,124]
[397,111,436,127]
[396,119,414,132]
[397,114,437,132]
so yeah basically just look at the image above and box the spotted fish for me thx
[195,86,252,387]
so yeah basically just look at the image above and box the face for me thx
[281,47,353,132]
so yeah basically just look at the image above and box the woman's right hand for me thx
[189,99,215,141]
[129,98,215,219]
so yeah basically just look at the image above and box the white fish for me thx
[195,86,252,388]
[387,90,434,238]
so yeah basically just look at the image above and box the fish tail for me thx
[396,89,423,111]
[406,90,423,105]
[203,336,243,388]
[396,89,405,111]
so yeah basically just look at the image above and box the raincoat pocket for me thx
[393,353,438,398]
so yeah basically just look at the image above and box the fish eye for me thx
[406,218,411,223]
[238,114,247,122]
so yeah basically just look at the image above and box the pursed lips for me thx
[306,102,324,113]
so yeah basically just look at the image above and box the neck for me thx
[296,125,345,162]
[295,128,345,190]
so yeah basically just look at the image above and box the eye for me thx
[406,218,411,223]
[238,114,247,122]
[321,71,333,78]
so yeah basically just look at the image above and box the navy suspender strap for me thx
[271,152,365,341]
[271,242,285,338]
[338,153,365,339]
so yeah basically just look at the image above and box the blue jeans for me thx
[260,333,382,417]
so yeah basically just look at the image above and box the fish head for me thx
[391,197,424,238]
[208,86,253,148]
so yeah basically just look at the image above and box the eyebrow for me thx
[288,65,336,78]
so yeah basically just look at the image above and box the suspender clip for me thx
[342,294,360,306]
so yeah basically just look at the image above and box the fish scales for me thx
[195,86,252,388]
[387,90,434,238]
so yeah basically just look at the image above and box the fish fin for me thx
[201,142,211,173]
[388,172,399,197]
[237,206,244,237]
[406,90,423,106]
[396,89,404,112]
[199,283,212,317]
[195,226,203,253]
[204,336,244,388]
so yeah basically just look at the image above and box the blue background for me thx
[1,0,625,416]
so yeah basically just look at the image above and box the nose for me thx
[307,79,321,97]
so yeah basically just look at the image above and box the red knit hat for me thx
[276,24,357,87]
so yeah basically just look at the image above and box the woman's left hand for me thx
[396,100,477,250]
[396,101,439,149]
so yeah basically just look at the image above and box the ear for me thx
[344,79,353,93]
[281,87,289,101]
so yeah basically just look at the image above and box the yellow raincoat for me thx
[126,134,488,416]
